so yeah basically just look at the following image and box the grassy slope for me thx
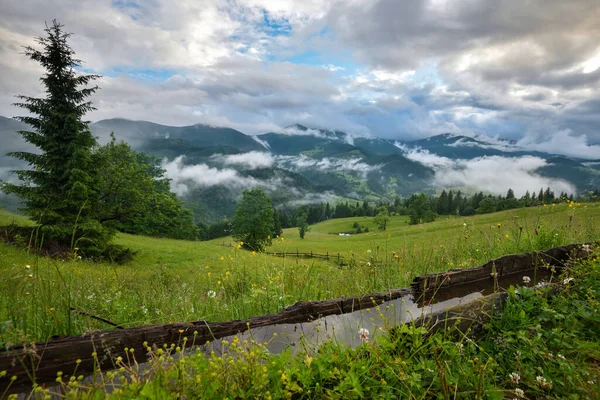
[1,203,599,344]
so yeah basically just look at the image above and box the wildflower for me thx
[463,222,467,227]
[514,388,525,398]
[178,329,184,334]
[219,257,224,261]
[207,290,216,298]
[505,234,509,239]
[490,271,498,278]
[367,249,372,253]
[358,328,369,342]
[225,271,230,276]
[563,277,574,284]
[582,244,591,252]
[367,261,372,266]
[497,223,502,228]
[25,265,31,269]
[28,274,33,278]
[456,343,463,354]
[522,276,531,284]
[251,251,256,255]
[509,372,521,384]
[557,354,565,360]
[536,376,552,389]
[217,281,221,285]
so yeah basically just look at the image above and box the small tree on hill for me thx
[408,194,436,225]
[1,21,111,255]
[232,189,274,251]
[296,211,310,239]
[373,206,390,230]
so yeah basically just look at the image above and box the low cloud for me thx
[277,155,380,177]
[211,151,274,169]
[282,191,338,207]
[517,130,600,160]
[162,156,261,195]
[401,149,576,196]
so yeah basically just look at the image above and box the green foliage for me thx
[17,258,599,398]
[0,21,111,256]
[94,135,198,240]
[408,193,436,225]
[477,197,497,214]
[296,210,310,239]
[232,189,274,251]
[373,206,390,230]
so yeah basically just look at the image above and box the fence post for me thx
[338,253,340,264]
[311,251,313,258]
[326,251,329,260]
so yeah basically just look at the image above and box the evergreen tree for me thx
[1,21,110,255]
[437,190,448,214]
[272,209,283,238]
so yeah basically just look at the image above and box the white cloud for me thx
[517,130,600,160]
[276,155,380,177]
[401,149,576,196]
[211,151,274,169]
[162,156,261,194]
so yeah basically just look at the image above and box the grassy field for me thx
[24,257,599,399]
[1,202,600,346]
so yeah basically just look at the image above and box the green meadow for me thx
[1,203,599,346]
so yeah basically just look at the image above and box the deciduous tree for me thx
[232,189,274,251]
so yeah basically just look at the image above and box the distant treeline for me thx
[198,187,600,241]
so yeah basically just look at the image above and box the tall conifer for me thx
[1,21,110,254]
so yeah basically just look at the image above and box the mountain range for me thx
[1,116,599,222]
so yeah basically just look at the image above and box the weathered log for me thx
[0,288,409,393]
[411,243,589,296]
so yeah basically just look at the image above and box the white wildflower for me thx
[463,222,467,227]
[536,376,552,389]
[367,249,372,253]
[207,290,217,298]
[358,328,369,342]
[490,271,498,278]
[367,261,372,266]
[456,343,463,354]
[522,276,531,284]
[563,277,574,284]
[25,265,31,269]
[509,372,521,384]
[582,244,591,252]
[514,388,525,398]
[557,354,566,360]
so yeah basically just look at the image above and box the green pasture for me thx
[1,202,599,345]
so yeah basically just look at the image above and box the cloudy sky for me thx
[1,0,600,150]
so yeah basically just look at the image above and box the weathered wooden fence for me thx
[215,242,348,264]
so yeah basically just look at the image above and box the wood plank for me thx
[0,288,408,393]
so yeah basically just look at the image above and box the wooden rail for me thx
[0,288,409,393]
[215,242,348,264]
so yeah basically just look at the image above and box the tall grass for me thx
[1,203,599,346]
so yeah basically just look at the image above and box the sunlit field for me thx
[1,202,599,346]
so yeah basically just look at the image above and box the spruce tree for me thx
[1,20,110,255]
